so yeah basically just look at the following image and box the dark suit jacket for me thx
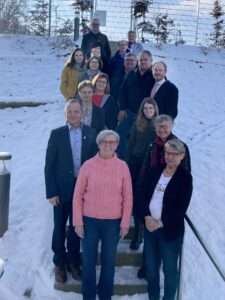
[91,104,105,133]
[153,80,178,119]
[44,125,97,202]
[140,165,193,241]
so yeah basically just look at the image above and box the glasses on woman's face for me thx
[164,151,181,157]
[100,140,117,146]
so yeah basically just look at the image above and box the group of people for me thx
[45,17,193,300]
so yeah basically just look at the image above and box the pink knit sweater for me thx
[73,153,133,228]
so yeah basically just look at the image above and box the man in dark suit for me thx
[151,61,178,119]
[44,100,97,283]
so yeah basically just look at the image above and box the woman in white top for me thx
[140,139,193,300]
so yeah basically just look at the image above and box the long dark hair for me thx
[65,48,86,68]
[136,97,158,132]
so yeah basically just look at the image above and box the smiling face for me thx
[164,145,185,169]
[89,57,100,71]
[65,102,82,128]
[80,86,93,105]
[128,32,136,43]
[143,103,155,119]
[74,50,84,65]
[98,134,118,159]
[153,62,167,82]
[155,121,172,141]
[124,55,137,72]
[95,77,108,93]
[118,40,128,54]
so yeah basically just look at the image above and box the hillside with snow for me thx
[0,34,225,300]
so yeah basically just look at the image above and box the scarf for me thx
[151,134,174,167]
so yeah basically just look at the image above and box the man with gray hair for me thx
[44,100,97,284]
[81,18,111,68]
[128,30,143,56]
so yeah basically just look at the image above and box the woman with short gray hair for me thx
[73,129,132,300]
[140,138,193,300]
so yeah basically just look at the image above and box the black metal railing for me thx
[177,215,225,300]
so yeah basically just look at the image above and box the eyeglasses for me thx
[100,140,118,146]
[165,151,181,157]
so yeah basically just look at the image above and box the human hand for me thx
[145,216,161,232]
[120,227,129,240]
[75,225,84,238]
[118,111,127,123]
[49,196,59,206]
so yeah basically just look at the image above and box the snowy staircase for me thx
[54,227,148,295]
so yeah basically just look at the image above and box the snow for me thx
[0,34,225,300]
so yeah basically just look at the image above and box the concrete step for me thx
[54,266,147,295]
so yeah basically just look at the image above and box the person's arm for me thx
[60,67,70,100]
[120,164,133,230]
[73,163,88,228]
[44,130,59,200]
[167,84,178,120]
[104,36,111,62]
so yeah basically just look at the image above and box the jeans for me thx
[116,110,137,160]
[52,200,80,267]
[81,216,120,300]
[144,228,183,300]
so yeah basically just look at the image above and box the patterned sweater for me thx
[73,153,132,228]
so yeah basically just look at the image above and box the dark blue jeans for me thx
[144,228,183,300]
[81,216,120,300]
[116,110,137,160]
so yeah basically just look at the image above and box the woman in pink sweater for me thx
[73,129,132,300]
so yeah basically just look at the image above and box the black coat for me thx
[118,68,155,114]
[100,94,118,130]
[91,104,105,133]
[140,165,193,241]
[81,31,111,63]
[153,80,178,120]
[44,125,97,202]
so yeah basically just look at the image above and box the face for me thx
[91,47,101,57]
[80,86,93,104]
[128,32,136,43]
[153,63,166,81]
[118,41,128,53]
[99,134,118,159]
[74,50,83,64]
[155,121,172,141]
[65,102,82,127]
[124,56,137,71]
[143,103,155,119]
[138,53,152,72]
[165,145,185,169]
[92,20,100,32]
[96,78,107,92]
[89,58,100,71]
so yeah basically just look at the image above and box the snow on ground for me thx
[0,34,225,300]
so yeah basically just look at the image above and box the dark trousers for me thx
[116,110,137,160]
[144,228,183,300]
[82,216,120,300]
[52,200,80,267]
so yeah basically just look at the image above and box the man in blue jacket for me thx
[44,100,97,283]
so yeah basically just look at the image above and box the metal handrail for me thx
[177,215,225,300]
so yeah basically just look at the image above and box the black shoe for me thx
[137,266,146,280]
[130,238,142,250]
